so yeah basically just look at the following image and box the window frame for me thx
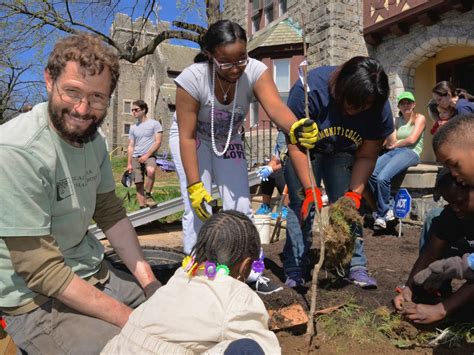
[123,100,133,115]
[123,123,131,136]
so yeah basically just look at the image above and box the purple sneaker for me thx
[285,276,305,288]
[347,269,377,289]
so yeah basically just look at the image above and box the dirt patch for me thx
[134,219,473,353]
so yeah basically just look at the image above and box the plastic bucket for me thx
[254,215,272,244]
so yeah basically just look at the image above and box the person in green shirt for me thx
[368,91,426,229]
[0,34,160,354]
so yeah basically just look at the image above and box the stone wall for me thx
[223,0,367,68]
[369,9,474,113]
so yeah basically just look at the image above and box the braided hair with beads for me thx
[191,210,260,268]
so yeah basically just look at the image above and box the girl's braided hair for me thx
[191,210,260,267]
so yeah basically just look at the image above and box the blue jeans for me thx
[283,152,368,277]
[368,148,420,218]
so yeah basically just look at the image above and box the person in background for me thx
[368,91,425,230]
[255,130,289,220]
[430,104,455,135]
[127,100,163,209]
[432,81,474,115]
[102,211,281,355]
[283,56,394,288]
[0,34,159,353]
[169,20,318,294]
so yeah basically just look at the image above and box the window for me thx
[264,1,274,25]
[123,123,131,136]
[252,0,260,11]
[273,58,290,103]
[252,13,261,33]
[123,100,133,114]
[279,0,287,16]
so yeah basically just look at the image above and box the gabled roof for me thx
[247,17,303,52]
[159,42,200,73]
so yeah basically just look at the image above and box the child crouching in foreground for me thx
[102,210,281,355]
[393,115,474,324]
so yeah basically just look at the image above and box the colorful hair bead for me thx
[252,259,265,274]
[216,264,230,276]
[204,261,217,278]
[182,255,198,276]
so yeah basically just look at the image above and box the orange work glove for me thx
[300,187,323,221]
[344,191,362,209]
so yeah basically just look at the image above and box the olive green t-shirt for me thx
[0,103,115,308]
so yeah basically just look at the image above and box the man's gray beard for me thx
[48,100,106,144]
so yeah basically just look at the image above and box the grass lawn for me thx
[111,155,182,221]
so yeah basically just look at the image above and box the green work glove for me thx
[413,253,474,291]
[289,118,319,149]
[187,181,214,222]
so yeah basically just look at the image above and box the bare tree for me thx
[0,56,44,124]
[0,0,221,123]
[0,0,222,64]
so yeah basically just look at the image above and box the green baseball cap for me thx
[397,91,415,103]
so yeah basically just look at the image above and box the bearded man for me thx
[0,34,160,354]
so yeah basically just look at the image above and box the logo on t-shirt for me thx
[56,178,73,201]
[310,125,364,154]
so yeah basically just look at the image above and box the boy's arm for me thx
[393,236,447,310]
[413,253,474,289]
[403,282,474,324]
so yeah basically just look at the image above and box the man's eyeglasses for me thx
[213,57,249,70]
[55,84,109,110]
[131,108,141,113]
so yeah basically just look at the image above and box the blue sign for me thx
[394,188,412,219]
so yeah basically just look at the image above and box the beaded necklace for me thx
[210,64,239,157]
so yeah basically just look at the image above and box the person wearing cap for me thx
[368,91,425,229]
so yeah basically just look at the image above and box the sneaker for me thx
[385,209,395,222]
[373,216,386,229]
[347,269,377,289]
[250,276,283,295]
[285,275,305,288]
[270,206,288,220]
[255,203,272,215]
[145,192,157,207]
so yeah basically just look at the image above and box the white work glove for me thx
[257,166,273,181]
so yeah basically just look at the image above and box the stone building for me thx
[103,14,198,154]
[224,0,474,162]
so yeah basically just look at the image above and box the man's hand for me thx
[413,254,474,291]
[300,187,323,221]
[343,191,362,209]
[289,118,319,149]
[127,164,132,173]
[187,182,214,221]
[402,302,447,324]
[393,286,413,311]
[138,154,149,164]
[257,166,273,181]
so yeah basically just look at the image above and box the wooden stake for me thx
[300,15,326,350]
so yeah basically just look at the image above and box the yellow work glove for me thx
[289,118,319,149]
[187,181,214,221]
